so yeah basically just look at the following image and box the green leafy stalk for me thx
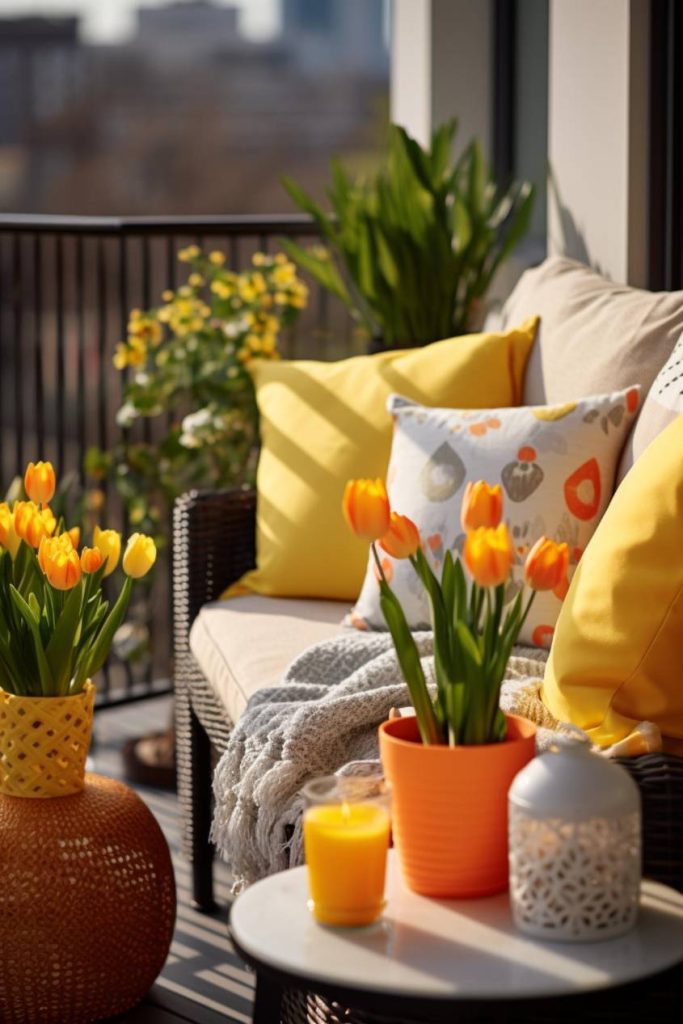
[375,533,540,746]
[283,120,534,347]
[45,581,85,696]
[72,576,133,691]
[373,545,441,744]
[10,585,55,695]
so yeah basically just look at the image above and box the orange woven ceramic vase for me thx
[0,773,176,1024]
[379,713,536,897]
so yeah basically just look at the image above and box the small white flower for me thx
[116,402,138,428]
[182,408,213,431]
[179,433,201,450]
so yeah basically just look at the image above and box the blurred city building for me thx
[0,0,389,215]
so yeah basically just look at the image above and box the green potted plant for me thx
[343,478,569,897]
[282,119,535,349]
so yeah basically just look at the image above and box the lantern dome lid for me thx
[508,728,640,820]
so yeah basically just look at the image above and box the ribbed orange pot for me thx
[379,713,536,897]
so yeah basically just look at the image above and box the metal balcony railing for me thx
[0,214,356,708]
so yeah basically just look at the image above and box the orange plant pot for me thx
[379,713,536,898]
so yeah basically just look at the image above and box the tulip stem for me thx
[517,591,536,637]
[371,542,389,586]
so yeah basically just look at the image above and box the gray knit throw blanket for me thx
[211,630,551,890]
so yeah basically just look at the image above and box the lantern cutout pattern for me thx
[508,730,641,941]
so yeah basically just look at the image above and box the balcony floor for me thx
[91,696,254,1024]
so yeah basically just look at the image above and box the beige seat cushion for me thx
[189,596,347,724]
[502,257,683,477]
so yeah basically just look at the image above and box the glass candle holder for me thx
[302,773,391,927]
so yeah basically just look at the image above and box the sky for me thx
[0,0,281,42]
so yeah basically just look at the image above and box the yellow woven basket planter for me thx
[0,682,95,798]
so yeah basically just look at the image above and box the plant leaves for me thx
[10,585,54,695]
[73,576,133,688]
[379,580,441,744]
[46,581,84,696]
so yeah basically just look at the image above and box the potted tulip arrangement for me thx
[343,478,569,897]
[0,460,157,798]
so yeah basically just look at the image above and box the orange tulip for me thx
[80,546,104,574]
[463,524,514,587]
[461,481,503,532]
[524,537,570,593]
[0,502,21,559]
[14,501,57,549]
[342,479,390,542]
[24,461,56,505]
[39,535,82,590]
[38,533,73,573]
[379,513,420,559]
[68,526,81,548]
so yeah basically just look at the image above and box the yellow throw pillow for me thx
[542,415,683,749]
[230,318,538,601]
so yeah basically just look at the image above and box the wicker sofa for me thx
[174,256,683,918]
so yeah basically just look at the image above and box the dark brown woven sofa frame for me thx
[173,488,683,918]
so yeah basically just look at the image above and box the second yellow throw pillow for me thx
[542,414,683,748]
[232,318,538,601]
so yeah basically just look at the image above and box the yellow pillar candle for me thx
[303,802,391,927]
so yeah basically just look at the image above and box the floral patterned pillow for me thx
[350,387,640,648]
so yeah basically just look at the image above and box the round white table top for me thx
[231,852,683,1002]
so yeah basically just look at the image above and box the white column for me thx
[390,0,493,159]
[547,0,650,285]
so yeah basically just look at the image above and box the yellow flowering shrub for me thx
[88,248,308,541]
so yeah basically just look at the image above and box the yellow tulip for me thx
[68,526,81,548]
[379,513,421,560]
[80,546,104,574]
[524,537,570,593]
[463,524,514,588]
[24,461,56,505]
[122,533,157,578]
[39,535,82,590]
[0,502,21,559]
[342,479,391,542]
[93,526,122,577]
[461,481,503,532]
[14,501,57,549]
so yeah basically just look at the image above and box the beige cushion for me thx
[190,596,347,723]
[503,259,683,451]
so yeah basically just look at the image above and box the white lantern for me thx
[508,730,641,941]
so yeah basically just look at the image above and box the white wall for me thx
[390,0,653,288]
[548,0,650,285]
[390,0,492,159]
